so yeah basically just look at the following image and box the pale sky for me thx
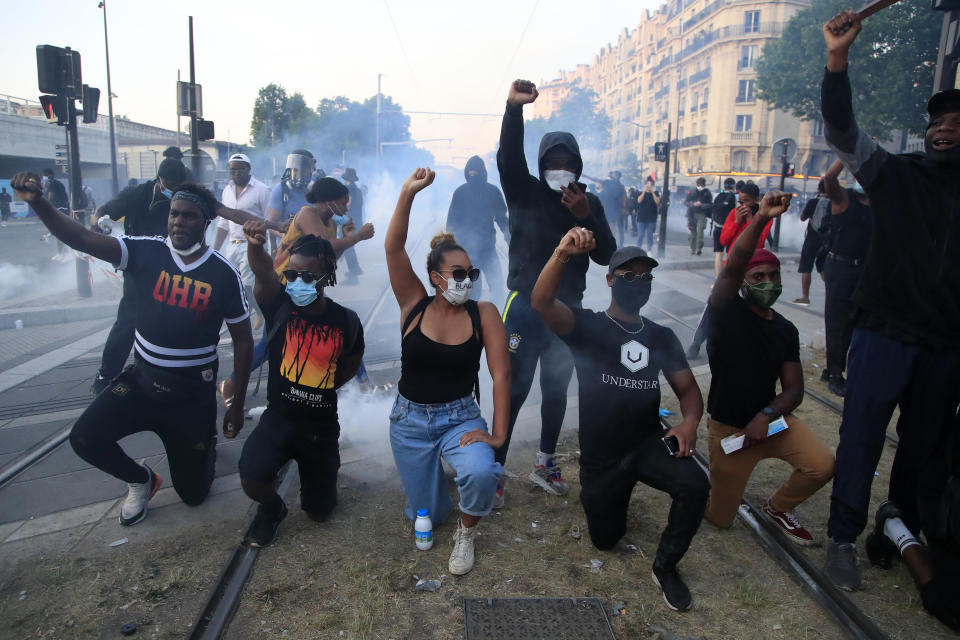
[2,0,662,166]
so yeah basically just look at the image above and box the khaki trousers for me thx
[705,414,834,528]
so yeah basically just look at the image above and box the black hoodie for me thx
[496,103,616,304]
[822,68,960,348]
[445,155,509,258]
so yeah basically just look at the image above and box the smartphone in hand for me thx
[662,435,680,457]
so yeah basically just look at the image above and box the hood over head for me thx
[537,132,583,180]
[464,155,487,183]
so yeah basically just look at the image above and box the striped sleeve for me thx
[213,251,250,324]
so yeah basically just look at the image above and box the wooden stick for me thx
[856,0,902,20]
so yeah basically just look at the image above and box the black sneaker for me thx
[825,541,860,591]
[820,369,830,383]
[827,374,846,397]
[91,372,111,397]
[245,500,288,548]
[865,500,903,569]
[651,565,692,611]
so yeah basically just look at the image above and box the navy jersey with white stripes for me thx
[114,236,249,371]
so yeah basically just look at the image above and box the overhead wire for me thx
[496,0,541,104]
[382,0,421,91]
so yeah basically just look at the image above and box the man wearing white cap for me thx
[215,153,271,326]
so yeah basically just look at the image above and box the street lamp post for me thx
[98,0,119,195]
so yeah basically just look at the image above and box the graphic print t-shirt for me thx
[263,292,364,420]
[116,237,249,375]
[560,309,688,469]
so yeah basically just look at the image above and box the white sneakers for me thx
[119,464,162,526]
[448,520,477,576]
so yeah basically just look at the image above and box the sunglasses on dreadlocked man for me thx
[283,269,330,285]
[436,268,481,283]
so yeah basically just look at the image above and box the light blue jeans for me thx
[389,394,502,523]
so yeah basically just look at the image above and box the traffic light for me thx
[36,45,82,97]
[195,119,215,141]
[81,85,100,123]
[39,94,67,124]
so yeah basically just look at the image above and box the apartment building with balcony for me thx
[535,0,835,189]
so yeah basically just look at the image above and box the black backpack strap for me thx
[263,299,293,347]
[401,296,432,336]
[465,300,484,404]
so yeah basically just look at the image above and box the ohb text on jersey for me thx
[152,271,212,315]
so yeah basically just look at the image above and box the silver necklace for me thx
[604,310,645,334]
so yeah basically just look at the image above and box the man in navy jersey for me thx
[531,230,709,612]
[11,171,254,526]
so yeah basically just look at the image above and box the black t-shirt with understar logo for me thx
[560,308,688,469]
[261,291,364,423]
[115,236,249,378]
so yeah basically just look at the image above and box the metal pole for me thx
[188,17,199,181]
[774,146,786,251]
[100,0,119,196]
[177,69,181,149]
[66,98,92,297]
[376,73,382,176]
[934,10,960,92]
[657,122,672,259]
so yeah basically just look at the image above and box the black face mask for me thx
[612,278,651,315]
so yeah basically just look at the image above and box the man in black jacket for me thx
[821,10,960,592]
[446,155,509,302]
[495,79,616,503]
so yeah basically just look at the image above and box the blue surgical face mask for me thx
[159,182,174,199]
[285,277,320,307]
[332,214,350,226]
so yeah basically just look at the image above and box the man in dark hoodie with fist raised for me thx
[495,79,616,505]
[445,156,510,302]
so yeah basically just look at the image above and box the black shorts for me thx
[712,226,724,253]
[239,408,340,516]
[799,228,825,274]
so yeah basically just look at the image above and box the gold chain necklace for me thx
[604,310,645,334]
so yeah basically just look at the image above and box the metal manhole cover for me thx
[464,597,616,640]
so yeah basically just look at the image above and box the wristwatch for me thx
[761,407,778,420]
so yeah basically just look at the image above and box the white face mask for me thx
[696,185,705,191]
[438,276,473,306]
[543,169,577,192]
[166,236,203,257]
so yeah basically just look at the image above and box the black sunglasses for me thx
[438,268,480,282]
[613,271,654,283]
[283,269,327,284]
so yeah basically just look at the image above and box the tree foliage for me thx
[249,87,432,174]
[522,84,612,169]
[756,0,940,139]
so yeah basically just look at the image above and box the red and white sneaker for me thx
[529,462,570,496]
[119,464,162,526]
[761,499,815,546]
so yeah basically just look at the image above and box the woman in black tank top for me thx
[385,168,510,577]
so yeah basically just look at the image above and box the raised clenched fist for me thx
[508,80,539,107]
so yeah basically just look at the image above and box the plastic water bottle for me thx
[414,509,433,550]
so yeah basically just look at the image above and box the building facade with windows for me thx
[534,0,835,190]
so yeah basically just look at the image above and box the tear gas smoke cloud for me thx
[0,256,122,302]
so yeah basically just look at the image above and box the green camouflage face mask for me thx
[742,281,782,309]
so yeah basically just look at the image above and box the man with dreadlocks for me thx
[236,220,365,547]
[10,171,254,526]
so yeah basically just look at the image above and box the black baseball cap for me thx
[928,89,960,119]
[608,246,659,273]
